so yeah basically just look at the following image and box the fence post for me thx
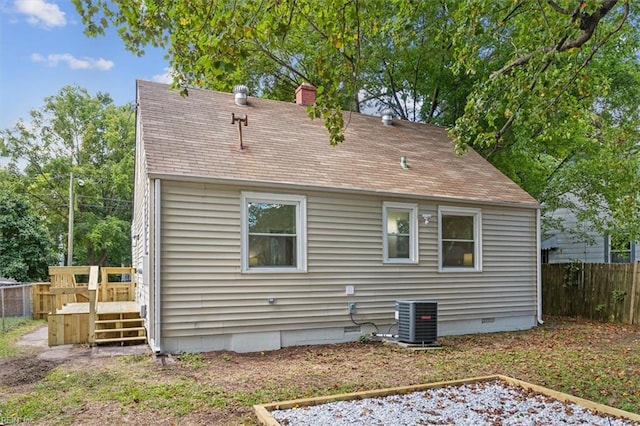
[23,285,29,318]
[1,287,5,332]
[630,261,639,325]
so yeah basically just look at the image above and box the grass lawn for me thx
[0,316,638,425]
[0,318,43,357]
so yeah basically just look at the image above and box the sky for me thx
[0,0,171,131]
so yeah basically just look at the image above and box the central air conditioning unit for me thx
[395,300,437,344]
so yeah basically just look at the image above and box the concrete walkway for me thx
[16,325,151,361]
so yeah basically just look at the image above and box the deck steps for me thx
[93,335,148,344]
[95,318,143,324]
[95,326,146,334]
[94,309,146,345]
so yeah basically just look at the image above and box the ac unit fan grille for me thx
[397,301,437,344]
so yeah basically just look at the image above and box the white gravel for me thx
[270,380,639,425]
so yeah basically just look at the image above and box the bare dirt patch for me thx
[0,356,61,387]
[195,342,430,393]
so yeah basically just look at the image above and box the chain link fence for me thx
[1,280,34,332]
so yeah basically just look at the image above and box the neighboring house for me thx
[542,207,639,264]
[132,80,541,354]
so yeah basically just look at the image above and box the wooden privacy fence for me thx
[542,262,640,324]
[32,282,51,320]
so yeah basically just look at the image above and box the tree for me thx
[74,0,473,142]
[1,86,135,266]
[448,1,640,240]
[74,0,639,240]
[0,179,55,281]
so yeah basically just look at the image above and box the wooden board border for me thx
[253,374,640,426]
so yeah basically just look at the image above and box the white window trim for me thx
[382,202,419,264]
[241,192,307,273]
[438,206,482,272]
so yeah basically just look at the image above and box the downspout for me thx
[153,179,162,352]
[536,208,544,325]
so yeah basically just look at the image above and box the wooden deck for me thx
[46,266,146,346]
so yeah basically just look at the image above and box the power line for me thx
[26,193,132,204]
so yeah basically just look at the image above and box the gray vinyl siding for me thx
[132,127,147,297]
[543,205,640,264]
[131,169,148,285]
[132,108,153,339]
[132,176,150,303]
[544,207,606,263]
[159,180,537,340]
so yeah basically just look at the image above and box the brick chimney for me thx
[295,83,316,106]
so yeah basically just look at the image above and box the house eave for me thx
[147,172,540,210]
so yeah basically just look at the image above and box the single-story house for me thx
[132,80,541,354]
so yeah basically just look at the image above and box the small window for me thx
[541,249,550,264]
[241,192,306,272]
[609,236,632,263]
[438,206,482,272]
[383,202,418,263]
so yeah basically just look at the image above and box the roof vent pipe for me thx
[400,156,409,170]
[231,113,248,150]
[381,109,394,126]
[233,85,248,106]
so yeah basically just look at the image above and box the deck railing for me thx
[100,267,136,302]
[88,266,98,343]
[48,266,92,309]
[39,266,137,319]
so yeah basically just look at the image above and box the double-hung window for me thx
[241,192,307,272]
[383,202,418,263]
[608,236,633,263]
[438,206,482,271]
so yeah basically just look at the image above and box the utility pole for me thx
[67,172,74,266]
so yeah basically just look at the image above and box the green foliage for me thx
[73,1,640,239]
[447,2,640,241]
[73,0,467,142]
[612,289,626,303]
[1,86,135,266]
[0,185,55,281]
[176,352,206,369]
[358,334,371,343]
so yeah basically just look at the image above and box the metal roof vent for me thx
[381,109,394,126]
[233,85,248,106]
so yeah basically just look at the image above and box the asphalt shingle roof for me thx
[137,80,538,207]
